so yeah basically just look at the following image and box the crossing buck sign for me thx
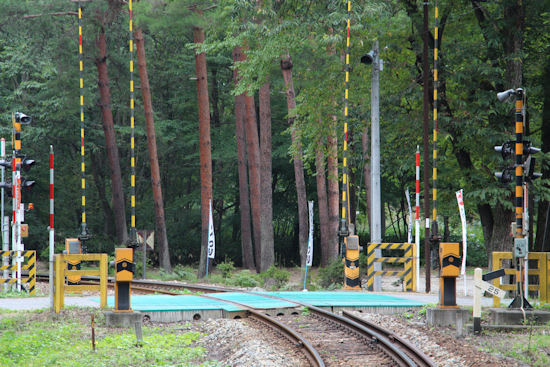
[137,230,154,250]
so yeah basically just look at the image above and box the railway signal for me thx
[495,88,534,309]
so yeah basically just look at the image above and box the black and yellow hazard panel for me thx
[343,235,361,290]
[65,238,82,286]
[366,243,417,292]
[0,250,36,294]
[439,242,460,308]
[115,248,135,312]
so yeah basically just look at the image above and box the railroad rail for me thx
[37,274,435,366]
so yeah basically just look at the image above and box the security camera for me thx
[496,89,515,102]
[14,112,32,124]
[360,50,374,65]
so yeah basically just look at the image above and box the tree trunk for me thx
[232,46,255,269]
[326,117,340,262]
[135,28,171,272]
[259,81,274,272]
[281,54,308,267]
[244,93,262,271]
[315,141,330,266]
[535,54,550,252]
[89,151,115,237]
[361,121,371,236]
[193,26,213,278]
[95,28,128,245]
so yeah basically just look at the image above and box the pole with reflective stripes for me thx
[128,0,138,246]
[415,146,420,290]
[432,0,439,243]
[49,146,54,309]
[77,1,89,244]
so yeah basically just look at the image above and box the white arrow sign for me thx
[475,279,506,299]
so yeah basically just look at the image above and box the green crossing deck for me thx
[95,291,424,312]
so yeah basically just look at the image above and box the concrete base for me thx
[467,324,550,333]
[104,311,143,327]
[426,307,469,327]
[488,308,550,325]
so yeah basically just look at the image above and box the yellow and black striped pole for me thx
[341,0,360,290]
[514,89,524,239]
[432,0,439,240]
[128,0,137,246]
[77,1,89,243]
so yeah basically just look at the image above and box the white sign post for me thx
[304,201,314,291]
[206,200,215,277]
[456,189,468,296]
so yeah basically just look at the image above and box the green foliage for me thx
[260,266,291,290]
[159,265,197,282]
[216,259,235,279]
[317,259,344,289]
[0,309,218,367]
[227,270,261,288]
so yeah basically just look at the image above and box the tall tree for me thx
[95,22,128,245]
[259,81,275,271]
[281,54,308,267]
[315,140,330,266]
[232,46,255,269]
[193,24,213,278]
[327,118,340,262]
[244,91,262,270]
[134,27,171,271]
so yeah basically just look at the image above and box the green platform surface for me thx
[94,291,424,312]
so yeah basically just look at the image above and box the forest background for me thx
[0,0,549,277]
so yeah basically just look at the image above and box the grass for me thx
[0,308,220,367]
[479,329,550,367]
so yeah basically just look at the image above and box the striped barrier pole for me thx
[77,0,89,245]
[128,0,138,246]
[49,146,54,308]
[415,146,420,290]
[1,138,6,291]
[432,0,439,245]
[11,152,16,290]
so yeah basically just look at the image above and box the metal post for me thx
[128,0,138,246]
[415,146,421,290]
[1,138,7,291]
[77,1,89,247]
[49,146,54,309]
[371,40,382,291]
[422,0,431,293]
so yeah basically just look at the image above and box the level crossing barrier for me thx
[54,253,107,313]
[366,243,416,292]
[0,250,36,294]
[491,251,549,307]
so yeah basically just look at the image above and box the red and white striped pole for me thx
[415,146,420,290]
[11,153,16,289]
[49,145,54,309]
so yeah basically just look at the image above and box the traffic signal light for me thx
[14,112,32,125]
[494,139,541,183]
[19,156,35,172]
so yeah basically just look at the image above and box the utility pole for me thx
[422,1,431,293]
[370,41,382,291]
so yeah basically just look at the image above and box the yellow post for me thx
[55,254,64,313]
[99,254,107,308]
[404,244,413,292]
[492,252,501,308]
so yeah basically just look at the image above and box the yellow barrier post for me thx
[366,243,415,291]
[55,253,107,313]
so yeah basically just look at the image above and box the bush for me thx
[159,265,197,281]
[317,259,344,288]
[261,266,290,290]
[229,270,261,288]
[217,260,235,279]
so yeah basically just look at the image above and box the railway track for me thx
[37,274,435,366]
